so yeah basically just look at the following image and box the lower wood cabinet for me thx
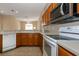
[16,33,22,47]
[58,45,75,56]
[0,35,2,53]
[21,33,29,46]
[16,33,43,47]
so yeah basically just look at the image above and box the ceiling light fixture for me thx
[11,9,18,14]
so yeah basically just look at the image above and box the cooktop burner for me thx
[47,35,79,40]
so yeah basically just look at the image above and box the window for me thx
[25,24,33,30]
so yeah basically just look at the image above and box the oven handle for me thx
[44,37,57,47]
[60,3,65,15]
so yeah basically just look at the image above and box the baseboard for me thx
[16,45,40,47]
[2,47,17,53]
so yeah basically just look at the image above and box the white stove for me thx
[43,26,79,56]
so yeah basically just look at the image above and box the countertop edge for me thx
[57,40,79,56]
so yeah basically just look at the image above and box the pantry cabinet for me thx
[58,45,75,56]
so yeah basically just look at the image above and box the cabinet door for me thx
[21,33,29,46]
[39,34,43,47]
[77,3,79,14]
[58,46,75,56]
[16,33,22,47]
[28,33,34,45]
[0,35,2,52]
[52,3,58,9]
[21,33,43,46]
[32,33,39,46]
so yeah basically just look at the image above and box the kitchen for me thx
[0,3,79,56]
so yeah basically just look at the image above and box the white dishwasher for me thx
[3,32,16,52]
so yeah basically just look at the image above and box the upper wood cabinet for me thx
[77,3,79,14]
[51,3,58,9]
[42,3,58,26]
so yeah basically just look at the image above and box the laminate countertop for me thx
[57,40,79,56]
[0,30,41,34]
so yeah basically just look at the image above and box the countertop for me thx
[0,30,41,34]
[58,40,79,56]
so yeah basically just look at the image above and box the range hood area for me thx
[49,3,79,24]
[51,17,79,24]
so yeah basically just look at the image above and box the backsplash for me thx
[59,26,79,33]
[43,24,60,35]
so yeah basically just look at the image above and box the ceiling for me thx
[0,3,47,21]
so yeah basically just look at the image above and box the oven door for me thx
[44,37,58,56]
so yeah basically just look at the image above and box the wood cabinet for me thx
[52,3,58,9]
[21,33,43,46]
[16,33,22,47]
[58,45,75,56]
[0,35,2,53]
[42,3,58,26]
[39,34,43,52]
[16,33,43,47]
[77,3,79,14]
[21,33,28,46]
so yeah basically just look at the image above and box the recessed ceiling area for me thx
[0,3,48,21]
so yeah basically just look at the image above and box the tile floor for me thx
[0,47,42,56]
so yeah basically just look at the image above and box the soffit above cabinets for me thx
[0,3,48,21]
